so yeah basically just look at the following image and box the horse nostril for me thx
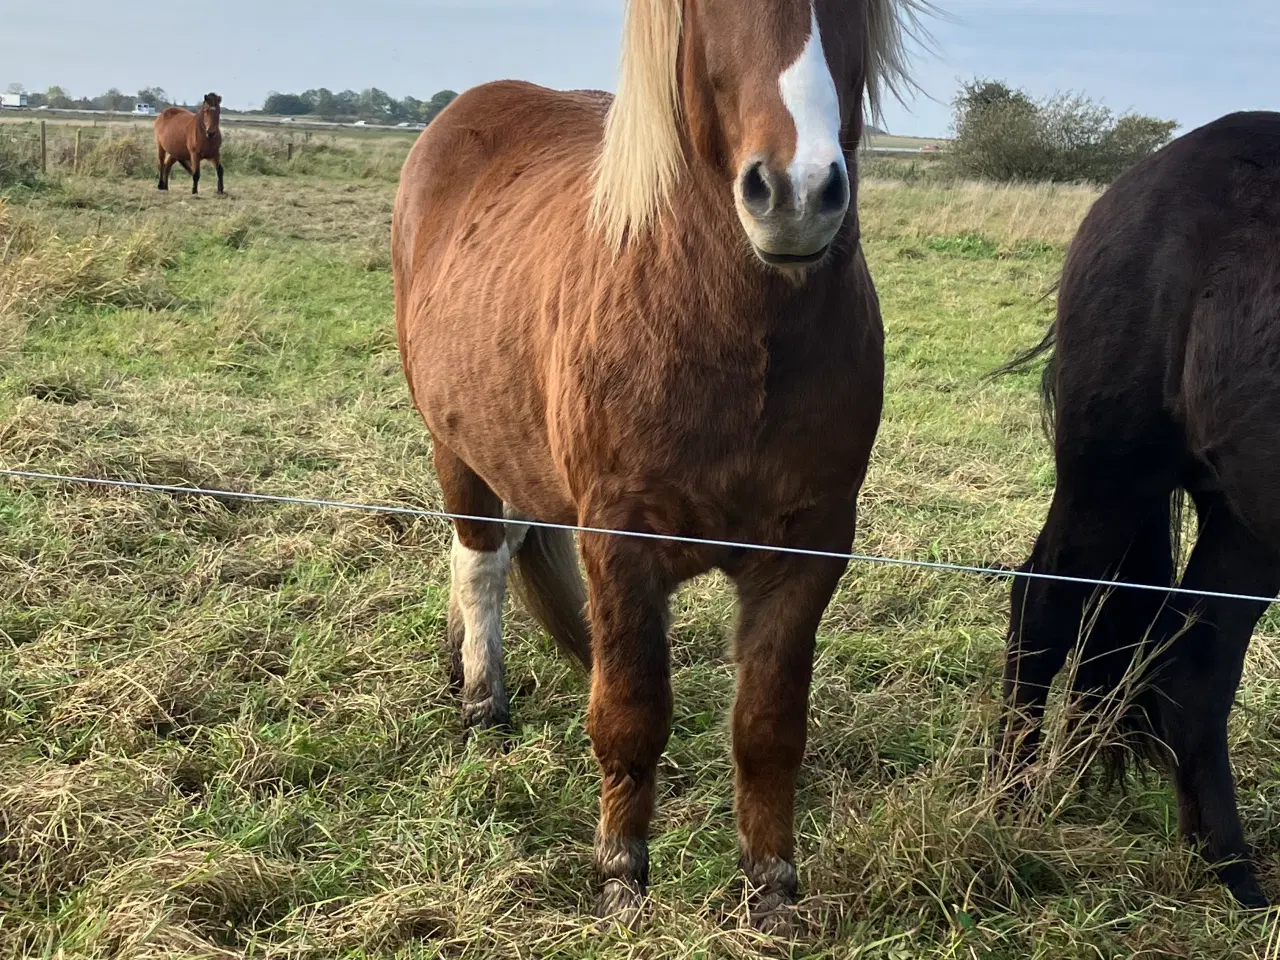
[818,162,848,215]
[740,161,774,216]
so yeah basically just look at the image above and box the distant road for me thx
[0,106,941,153]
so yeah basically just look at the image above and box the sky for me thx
[2,0,1276,137]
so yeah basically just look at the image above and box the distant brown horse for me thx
[155,93,223,195]
[393,0,925,926]
[997,111,1280,908]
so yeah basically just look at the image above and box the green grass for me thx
[1,167,1279,959]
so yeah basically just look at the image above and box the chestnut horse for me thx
[155,93,224,195]
[393,0,925,926]
[997,111,1280,908]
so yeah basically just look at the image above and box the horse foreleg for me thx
[580,527,673,928]
[157,145,169,190]
[729,503,853,931]
[215,157,225,195]
[190,156,201,195]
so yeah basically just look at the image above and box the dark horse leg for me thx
[578,520,673,925]
[157,145,169,190]
[433,441,516,732]
[1147,491,1279,908]
[191,156,201,195]
[729,502,854,930]
[998,477,1174,787]
[215,157,225,195]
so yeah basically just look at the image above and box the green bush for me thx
[946,79,1177,184]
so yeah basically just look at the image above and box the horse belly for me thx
[406,302,574,524]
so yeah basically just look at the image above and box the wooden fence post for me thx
[40,120,47,173]
[74,129,82,174]
[287,141,294,161]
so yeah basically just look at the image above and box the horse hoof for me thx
[1231,884,1269,910]
[749,895,797,937]
[1224,870,1269,910]
[596,878,645,930]
[988,746,1035,812]
[993,777,1034,820]
[741,855,798,933]
[461,695,510,734]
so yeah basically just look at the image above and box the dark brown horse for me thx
[155,93,224,195]
[393,0,925,926]
[997,111,1280,908]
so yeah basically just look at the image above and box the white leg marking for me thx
[777,4,846,211]
[451,532,512,724]
[503,503,531,555]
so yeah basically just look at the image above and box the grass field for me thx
[2,143,1280,960]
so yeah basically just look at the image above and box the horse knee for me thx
[587,684,671,776]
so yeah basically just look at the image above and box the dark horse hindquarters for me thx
[999,110,1280,907]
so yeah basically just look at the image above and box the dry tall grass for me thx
[861,178,1101,247]
[0,199,177,361]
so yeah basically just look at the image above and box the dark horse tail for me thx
[988,278,1060,441]
[511,527,593,672]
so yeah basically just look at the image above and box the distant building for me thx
[1,93,28,109]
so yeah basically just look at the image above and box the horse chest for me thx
[561,331,871,521]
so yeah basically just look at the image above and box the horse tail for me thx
[988,276,1061,441]
[511,526,592,672]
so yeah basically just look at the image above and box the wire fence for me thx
[2,467,1277,607]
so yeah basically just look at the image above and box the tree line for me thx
[3,83,460,125]
[6,83,182,112]
[260,88,458,124]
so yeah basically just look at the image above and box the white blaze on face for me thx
[777,4,846,212]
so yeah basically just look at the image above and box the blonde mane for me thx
[589,0,939,251]
[589,0,685,252]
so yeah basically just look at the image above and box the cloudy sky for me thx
[2,1,1275,136]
